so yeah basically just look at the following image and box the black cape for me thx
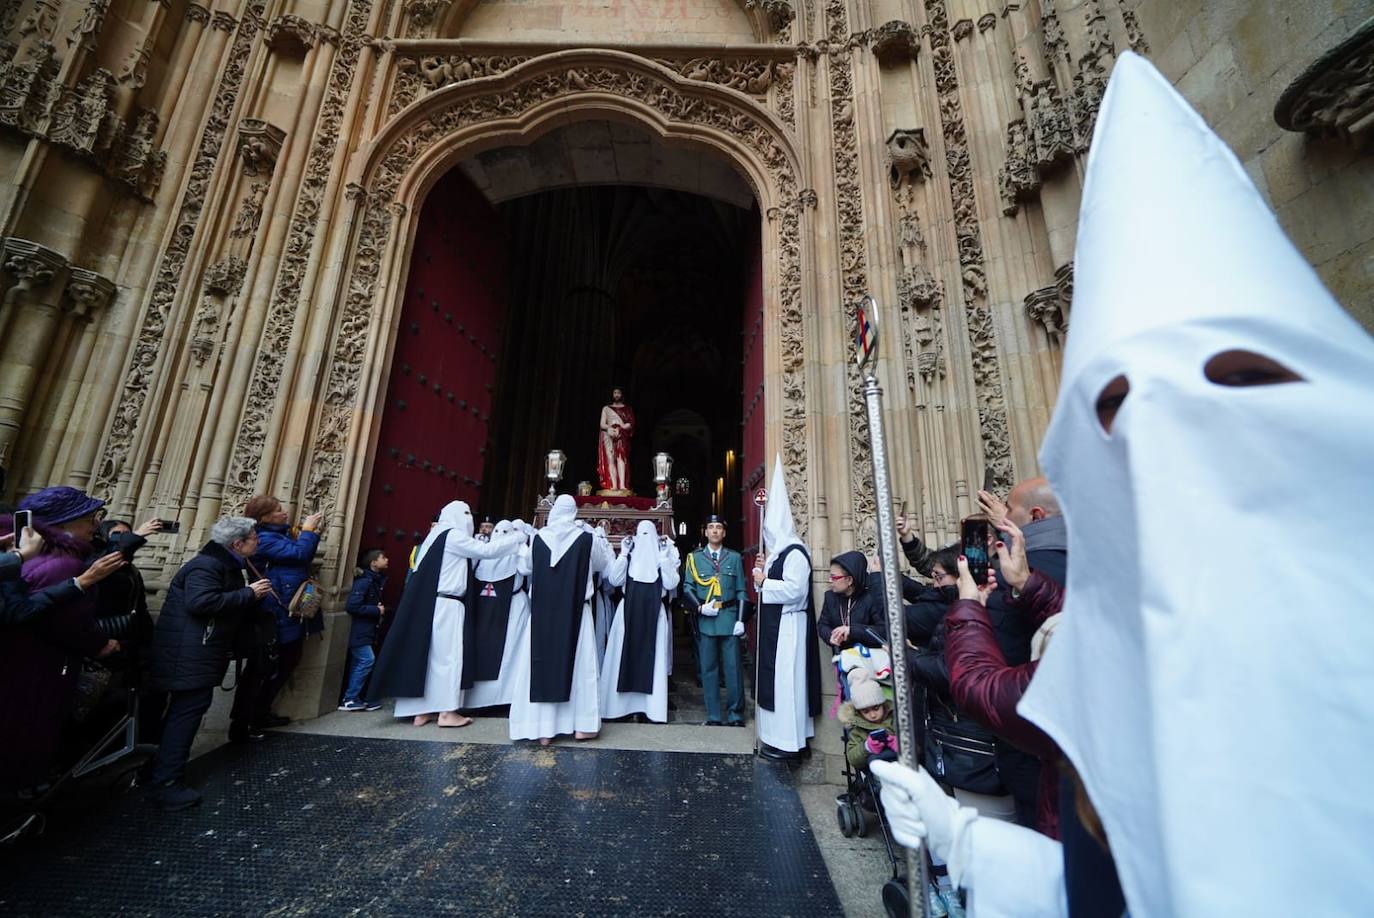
[528,531,593,704]
[462,573,516,687]
[617,575,662,695]
[367,530,449,702]
[756,544,822,716]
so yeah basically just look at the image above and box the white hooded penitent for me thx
[761,454,802,558]
[1018,52,1374,916]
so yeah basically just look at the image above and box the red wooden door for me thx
[360,170,506,608]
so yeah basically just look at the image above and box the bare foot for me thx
[412,714,437,727]
[574,731,598,741]
[538,738,552,746]
[437,712,473,728]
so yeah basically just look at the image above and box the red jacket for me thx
[945,569,1065,836]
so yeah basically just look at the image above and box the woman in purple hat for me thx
[0,486,124,791]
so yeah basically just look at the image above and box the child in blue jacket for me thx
[340,549,387,711]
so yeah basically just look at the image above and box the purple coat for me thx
[0,532,107,790]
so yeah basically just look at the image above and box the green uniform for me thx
[684,544,748,724]
[684,546,747,635]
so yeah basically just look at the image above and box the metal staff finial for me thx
[853,294,930,918]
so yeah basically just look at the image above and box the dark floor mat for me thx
[0,732,840,917]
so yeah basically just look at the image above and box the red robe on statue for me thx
[597,403,635,492]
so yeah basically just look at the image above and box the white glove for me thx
[700,600,719,617]
[620,536,633,553]
[870,761,967,862]
[732,620,745,637]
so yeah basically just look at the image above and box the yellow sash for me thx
[686,552,723,603]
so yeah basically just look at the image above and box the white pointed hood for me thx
[537,494,585,565]
[416,500,474,566]
[475,520,520,581]
[1019,51,1374,917]
[761,454,802,556]
[627,520,662,584]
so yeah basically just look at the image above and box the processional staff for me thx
[853,294,930,918]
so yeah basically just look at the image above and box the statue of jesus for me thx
[597,386,635,495]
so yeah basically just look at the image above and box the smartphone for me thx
[961,517,990,586]
[157,519,181,534]
[13,509,33,534]
[982,467,996,494]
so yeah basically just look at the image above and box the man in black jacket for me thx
[146,517,272,810]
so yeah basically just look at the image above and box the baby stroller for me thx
[831,650,905,905]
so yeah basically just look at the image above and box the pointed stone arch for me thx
[294,49,814,577]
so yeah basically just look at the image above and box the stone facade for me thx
[1,0,1369,717]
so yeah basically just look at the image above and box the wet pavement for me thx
[0,732,843,917]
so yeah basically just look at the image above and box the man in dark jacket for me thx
[146,517,272,810]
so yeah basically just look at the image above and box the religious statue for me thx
[597,386,635,495]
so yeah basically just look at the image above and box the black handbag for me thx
[232,604,279,672]
[923,695,1006,796]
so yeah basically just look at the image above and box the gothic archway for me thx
[295,50,813,580]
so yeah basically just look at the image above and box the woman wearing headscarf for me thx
[460,519,533,709]
[599,521,680,724]
[366,501,522,727]
[1,487,123,789]
[508,495,612,744]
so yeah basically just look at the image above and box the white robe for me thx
[460,572,530,709]
[598,551,679,723]
[756,547,815,752]
[508,531,612,740]
[393,531,523,717]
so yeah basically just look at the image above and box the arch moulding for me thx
[300,49,816,580]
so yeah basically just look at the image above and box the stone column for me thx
[23,270,116,490]
[0,239,69,477]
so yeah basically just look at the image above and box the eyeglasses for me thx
[828,573,851,581]
[931,571,955,583]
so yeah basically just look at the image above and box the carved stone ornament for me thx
[899,265,942,309]
[2,238,66,291]
[887,128,932,189]
[185,3,211,25]
[237,118,286,176]
[1054,262,1074,310]
[1275,16,1374,144]
[94,3,266,498]
[404,0,453,36]
[667,58,779,96]
[998,118,1040,215]
[951,19,974,42]
[870,20,919,64]
[926,0,1014,492]
[267,14,317,54]
[210,11,237,33]
[63,268,116,318]
[203,256,248,296]
[977,14,997,34]
[747,0,795,35]
[1030,81,1075,168]
[1024,285,1066,347]
[0,36,165,200]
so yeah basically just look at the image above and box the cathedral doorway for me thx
[359,120,766,611]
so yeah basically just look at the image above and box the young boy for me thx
[839,667,896,771]
[340,549,387,711]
